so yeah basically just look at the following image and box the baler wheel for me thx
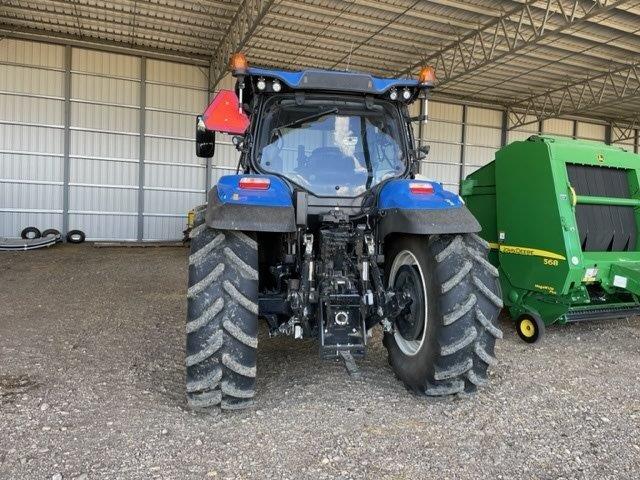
[185,217,259,411]
[516,313,545,344]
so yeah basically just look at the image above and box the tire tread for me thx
[385,233,502,396]
[186,222,258,411]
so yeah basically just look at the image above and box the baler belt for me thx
[567,164,636,252]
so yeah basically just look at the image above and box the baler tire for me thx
[384,233,503,396]
[185,219,258,411]
[516,313,545,344]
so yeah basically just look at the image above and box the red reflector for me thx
[202,89,250,135]
[409,182,434,194]
[239,177,270,190]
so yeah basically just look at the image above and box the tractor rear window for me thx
[256,98,406,197]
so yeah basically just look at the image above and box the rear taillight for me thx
[409,182,434,194]
[239,177,271,190]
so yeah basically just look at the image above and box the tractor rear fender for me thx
[205,175,296,233]
[377,179,480,239]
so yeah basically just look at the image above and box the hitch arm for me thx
[363,234,412,331]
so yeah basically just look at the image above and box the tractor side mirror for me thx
[195,115,215,158]
[414,144,430,160]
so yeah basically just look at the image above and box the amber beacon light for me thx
[418,65,436,87]
[229,53,249,112]
[230,52,249,74]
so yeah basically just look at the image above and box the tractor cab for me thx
[197,53,434,203]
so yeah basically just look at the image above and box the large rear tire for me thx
[384,233,503,395]
[186,220,259,410]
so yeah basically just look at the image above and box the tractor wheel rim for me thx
[520,318,535,337]
[389,249,427,357]
[394,266,424,340]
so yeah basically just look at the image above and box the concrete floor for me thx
[1,244,639,480]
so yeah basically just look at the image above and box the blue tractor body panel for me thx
[217,174,293,207]
[209,175,479,237]
[206,175,296,233]
[378,179,463,210]
[376,179,480,239]
[247,67,419,95]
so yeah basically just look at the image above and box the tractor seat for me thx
[306,147,353,174]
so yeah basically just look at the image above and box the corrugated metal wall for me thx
[419,102,463,190]
[144,59,208,240]
[0,38,211,240]
[464,107,503,178]
[2,39,639,240]
[70,49,141,240]
[0,40,65,237]
[419,105,638,193]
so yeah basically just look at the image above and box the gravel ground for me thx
[1,244,639,480]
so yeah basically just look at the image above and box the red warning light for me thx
[239,177,271,190]
[409,182,434,194]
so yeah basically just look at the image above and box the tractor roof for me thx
[245,67,418,95]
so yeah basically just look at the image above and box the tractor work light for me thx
[272,79,282,92]
[256,77,266,91]
[230,52,248,73]
[239,177,271,190]
[402,88,411,100]
[418,66,436,87]
[409,182,434,194]
[389,88,398,100]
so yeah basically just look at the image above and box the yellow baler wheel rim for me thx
[519,318,536,338]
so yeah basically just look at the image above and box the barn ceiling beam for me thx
[399,0,628,86]
[507,61,640,128]
[208,0,276,90]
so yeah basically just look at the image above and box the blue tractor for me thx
[187,54,503,410]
